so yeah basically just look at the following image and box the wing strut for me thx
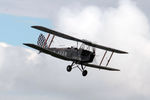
[99,51,114,67]
[43,33,50,48]
[106,52,114,66]
[42,33,55,48]
[99,50,107,66]
[48,35,55,48]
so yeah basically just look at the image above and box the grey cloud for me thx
[0,0,150,20]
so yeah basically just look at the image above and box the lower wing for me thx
[23,43,53,55]
[83,63,120,71]
[23,43,71,61]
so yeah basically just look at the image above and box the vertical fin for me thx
[37,34,48,48]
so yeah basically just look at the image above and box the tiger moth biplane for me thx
[23,26,128,76]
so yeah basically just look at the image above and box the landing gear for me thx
[66,65,72,72]
[82,70,88,76]
[66,62,74,72]
[81,65,88,76]
[66,62,88,77]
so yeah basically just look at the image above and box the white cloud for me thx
[55,0,150,99]
[0,0,150,100]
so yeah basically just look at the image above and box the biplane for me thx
[23,26,128,76]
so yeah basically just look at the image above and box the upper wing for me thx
[32,26,83,42]
[83,63,120,71]
[80,40,128,54]
[32,26,128,54]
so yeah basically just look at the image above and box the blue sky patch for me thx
[0,14,52,46]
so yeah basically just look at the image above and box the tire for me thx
[82,70,88,76]
[66,65,72,72]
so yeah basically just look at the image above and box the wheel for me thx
[66,65,72,72]
[82,70,88,76]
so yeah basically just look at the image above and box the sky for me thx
[0,0,150,100]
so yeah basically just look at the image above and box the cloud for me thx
[54,0,150,99]
[0,0,150,20]
[0,0,118,19]
[0,0,150,100]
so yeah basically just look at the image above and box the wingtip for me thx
[124,52,128,54]
[31,25,47,31]
[23,43,26,45]
[116,69,120,71]
[31,26,38,28]
[23,43,31,46]
[120,51,128,54]
[111,68,120,71]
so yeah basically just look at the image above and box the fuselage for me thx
[47,47,95,64]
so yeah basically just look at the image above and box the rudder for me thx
[37,34,48,48]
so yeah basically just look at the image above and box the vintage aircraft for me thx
[24,26,128,76]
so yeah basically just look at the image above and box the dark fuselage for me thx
[47,47,95,64]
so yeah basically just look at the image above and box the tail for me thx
[37,34,48,48]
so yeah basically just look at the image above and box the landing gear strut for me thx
[66,62,88,77]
